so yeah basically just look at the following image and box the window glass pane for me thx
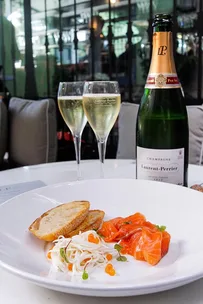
[3,0,24,97]
[176,0,201,103]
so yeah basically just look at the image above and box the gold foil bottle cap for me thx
[145,14,180,89]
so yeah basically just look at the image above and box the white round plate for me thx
[0,179,203,297]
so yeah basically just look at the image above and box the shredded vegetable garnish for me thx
[48,230,120,280]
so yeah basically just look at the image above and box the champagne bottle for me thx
[136,14,189,186]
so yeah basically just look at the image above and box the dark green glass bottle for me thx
[136,14,189,186]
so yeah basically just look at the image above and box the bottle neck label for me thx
[145,32,181,89]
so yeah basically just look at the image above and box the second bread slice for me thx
[68,209,105,237]
[29,200,90,241]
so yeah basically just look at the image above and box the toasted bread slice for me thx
[29,201,90,241]
[68,210,105,237]
[191,184,203,192]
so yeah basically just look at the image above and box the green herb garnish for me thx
[114,244,128,262]
[60,248,69,263]
[82,270,89,280]
[117,256,127,262]
[114,244,122,252]
[156,225,166,232]
[124,221,131,225]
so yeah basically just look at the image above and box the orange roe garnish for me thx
[105,263,116,276]
[106,253,113,261]
[88,233,100,244]
[108,268,116,276]
[68,263,73,271]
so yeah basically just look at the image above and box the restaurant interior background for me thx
[0,0,202,161]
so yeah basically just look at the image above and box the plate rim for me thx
[0,177,199,208]
[0,256,203,292]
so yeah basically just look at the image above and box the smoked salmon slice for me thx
[98,212,171,266]
[161,230,171,257]
[141,227,162,266]
[98,221,119,242]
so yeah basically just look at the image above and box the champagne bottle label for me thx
[145,32,181,89]
[137,147,184,185]
[146,73,180,88]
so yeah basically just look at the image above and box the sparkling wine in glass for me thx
[58,82,87,180]
[83,81,121,178]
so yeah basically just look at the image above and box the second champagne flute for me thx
[58,82,87,180]
[83,81,121,178]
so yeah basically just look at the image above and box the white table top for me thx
[1,159,203,304]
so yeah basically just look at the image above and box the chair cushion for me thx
[9,97,57,166]
[117,102,203,165]
[0,100,8,165]
[187,105,203,165]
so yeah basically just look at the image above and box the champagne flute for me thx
[83,81,121,178]
[58,82,87,180]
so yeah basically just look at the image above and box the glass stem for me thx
[97,139,107,179]
[73,134,81,180]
